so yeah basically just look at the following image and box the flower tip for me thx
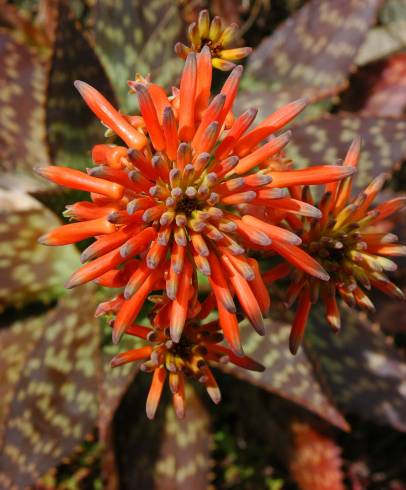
[319,270,330,282]
[146,407,156,420]
[73,80,89,96]
[33,166,47,177]
[170,326,183,344]
[112,327,123,345]
[289,334,301,355]
[110,356,121,368]
[37,234,49,245]
[64,276,78,289]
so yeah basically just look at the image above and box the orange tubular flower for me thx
[282,138,406,354]
[36,39,353,357]
[175,9,252,71]
[110,297,264,419]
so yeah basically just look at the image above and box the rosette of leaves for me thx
[0,1,406,488]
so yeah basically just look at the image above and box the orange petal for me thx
[146,366,167,419]
[113,268,162,343]
[218,302,243,356]
[241,215,301,245]
[234,132,291,175]
[207,252,236,313]
[270,241,329,281]
[170,258,193,342]
[178,53,197,141]
[110,346,152,367]
[247,258,271,315]
[235,98,307,156]
[223,256,265,335]
[135,83,166,151]
[66,247,126,289]
[195,46,212,116]
[74,81,146,149]
[267,165,356,188]
[92,144,127,168]
[39,218,115,246]
[35,166,124,199]
[215,108,257,160]
[289,287,311,355]
[162,106,179,161]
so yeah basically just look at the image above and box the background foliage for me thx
[0,0,405,488]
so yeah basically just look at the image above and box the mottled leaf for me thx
[0,315,46,448]
[380,0,406,45]
[92,0,183,110]
[46,1,117,170]
[287,115,406,192]
[355,27,404,66]
[243,0,380,100]
[98,320,140,443]
[154,385,212,490]
[218,320,349,430]
[305,310,406,432]
[0,190,79,309]
[0,286,100,489]
[0,29,50,192]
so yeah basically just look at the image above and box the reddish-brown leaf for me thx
[0,286,100,489]
[46,1,117,170]
[244,0,381,99]
[154,385,212,490]
[92,0,183,110]
[305,310,406,432]
[288,114,406,192]
[0,30,50,192]
[218,319,349,431]
[0,190,79,309]
[0,315,46,448]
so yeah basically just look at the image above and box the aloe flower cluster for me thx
[36,11,405,419]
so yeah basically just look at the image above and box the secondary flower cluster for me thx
[36,11,405,418]
[270,138,406,353]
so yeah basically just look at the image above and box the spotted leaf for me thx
[243,0,380,101]
[154,385,212,490]
[92,0,183,110]
[0,286,100,489]
[0,30,50,192]
[98,319,140,443]
[287,114,406,192]
[46,1,117,170]
[0,315,46,448]
[218,319,349,430]
[305,309,406,432]
[0,190,79,309]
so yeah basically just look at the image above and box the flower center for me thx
[175,195,202,216]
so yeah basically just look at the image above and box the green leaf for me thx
[46,1,117,170]
[154,385,212,490]
[0,286,100,488]
[305,309,406,431]
[287,114,406,192]
[242,0,381,101]
[0,30,50,192]
[218,319,349,431]
[0,190,79,309]
[92,0,183,110]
